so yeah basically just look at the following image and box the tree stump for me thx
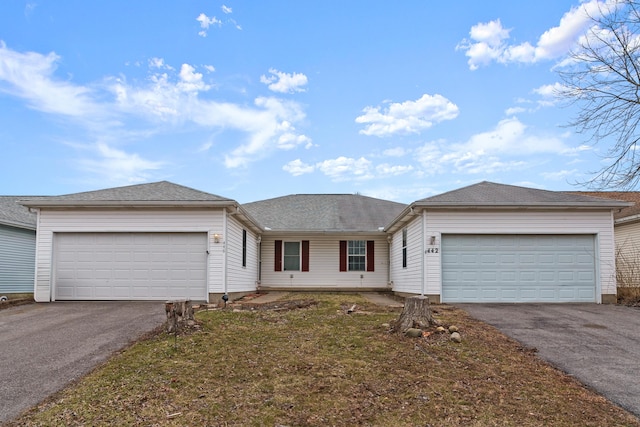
[165,300,194,333]
[394,296,432,333]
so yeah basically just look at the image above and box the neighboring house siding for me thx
[390,210,616,301]
[260,234,389,289]
[0,225,36,294]
[224,214,259,294]
[33,209,225,302]
[389,216,425,294]
[613,221,640,286]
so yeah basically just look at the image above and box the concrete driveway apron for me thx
[457,303,640,418]
[0,301,166,424]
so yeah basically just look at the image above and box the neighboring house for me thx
[20,180,630,304]
[0,197,37,294]
[569,191,640,287]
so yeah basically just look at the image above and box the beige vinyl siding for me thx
[422,209,616,301]
[33,208,225,302]
[613,221,640,286]
[225,214,259,293]
[389,216,425,294]
[260,234,389,289]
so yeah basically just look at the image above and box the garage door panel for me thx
[442,234,596,303]
[54,232,207,301]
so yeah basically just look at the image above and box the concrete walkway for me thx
[247,291,404,308]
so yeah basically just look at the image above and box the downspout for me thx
[257,234,262,291]
[421,209,426,296]
[222,208,228,299]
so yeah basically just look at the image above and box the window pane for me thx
[348,240,366,271]
[284,242,300,256]
[283,242,300,271]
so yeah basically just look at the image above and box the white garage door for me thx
[442,234,596,303]
[54,233,207,301]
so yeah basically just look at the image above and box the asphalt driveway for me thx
[457,303,640,418]
[0,301,167,424]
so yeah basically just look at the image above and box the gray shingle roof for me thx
[243,194,406,232]
[0,196,38,229]
[415,181,632,208]
[20,181,235,207]
[568,191,640,221]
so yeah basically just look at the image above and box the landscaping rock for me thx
[405,328,423,338]
[436,326,446,333]
[448,325,459,333]
[450,332,462,343]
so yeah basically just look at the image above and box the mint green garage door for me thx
[442,235,596,303]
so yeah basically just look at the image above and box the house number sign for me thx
[426,247,439,254]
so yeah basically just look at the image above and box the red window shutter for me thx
[339,240,347,272]
[302,240,310,272]
[275,240,282,271]
[366,240,375,272]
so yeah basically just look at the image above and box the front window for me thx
[283,241,300,271]
[402,228,408,268]
[348,240,366,271]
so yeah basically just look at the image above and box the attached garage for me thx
[386,181,632,304]
[54,232,207,301]
[441,234,596,303]
[20,181,263,303]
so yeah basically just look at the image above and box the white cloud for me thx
[222,5,232,14]
[356,93,459,137]
[260,68,308,93]
[204,64,216,73]
[0,43,310,177]
[412,116,575,177]
[283,159,315,176]
[541,169,579,180]
[196,13,222,37]
[375,163,414,176]
[504,106,526,115]
[79,143,165,186]
[178,63,210,92]
[458,0,609,69]
[316,156,373,181]
[0,41,104,119]
[149,57,172,70]
[382,147,410,157]
[463,117,568,155]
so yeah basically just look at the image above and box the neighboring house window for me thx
[284,241,300,271]
[275,240,310,272]
[339,240,375,272]
[242,229,247,267]
[402,228,408,268]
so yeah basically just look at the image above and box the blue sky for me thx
[0,1,613,203]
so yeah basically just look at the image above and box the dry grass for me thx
[10,293,640,426]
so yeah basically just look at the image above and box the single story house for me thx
[0,197,37,294]
[20,180,631,304]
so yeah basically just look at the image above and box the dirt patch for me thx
[233,298,318,311]
[0,297,34,311]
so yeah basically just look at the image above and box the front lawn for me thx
[10,293,640,426]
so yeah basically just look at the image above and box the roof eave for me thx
[261,229,387,235]
[19,200,236,208]
[412,201,633,209]
[0,219,36,231]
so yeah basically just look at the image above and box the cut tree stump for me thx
[394,295,432,333]
[165,300,194,333]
